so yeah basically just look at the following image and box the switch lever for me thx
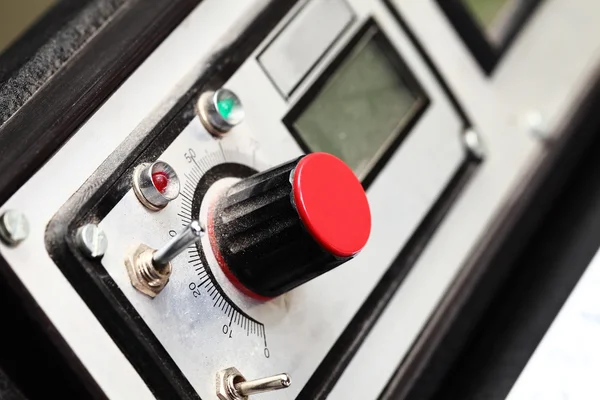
[125,220,204,297]
[216,367,291,399]
[153,220,204,266]
[234,373,291,397]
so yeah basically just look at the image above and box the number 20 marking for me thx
[188,282,201,298]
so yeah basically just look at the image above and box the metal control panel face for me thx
[2,0,600,399]
[98,1,467,397]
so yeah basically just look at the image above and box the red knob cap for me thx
[293,153,371,257]
[209,153,371,298]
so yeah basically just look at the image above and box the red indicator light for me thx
[152,171,169,194]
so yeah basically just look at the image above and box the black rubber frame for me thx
[0,256,106,399]
[0,0,102,86]
[0,364,25,400]
[0,0,202,206]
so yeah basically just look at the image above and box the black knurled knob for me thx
[207,152,371,299]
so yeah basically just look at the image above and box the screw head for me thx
[525,111,550,140]
[0,210,29,247]
[463,128,485,161]
[76,224,108,259]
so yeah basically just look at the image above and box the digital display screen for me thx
[463,0,526,43]
[289,24,426,181]
[0,0,56,53]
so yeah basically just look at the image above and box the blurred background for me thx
[0,0,55,52]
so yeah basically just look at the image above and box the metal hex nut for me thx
[124,243,171,297]
[216,367,246,400]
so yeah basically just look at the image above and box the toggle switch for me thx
[125,220,204,297]
[216,367,291,400]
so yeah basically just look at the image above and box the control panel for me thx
[105,122,374,398]
[91,2,469,397]
[1,0,600,399]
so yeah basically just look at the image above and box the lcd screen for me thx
[463,0,530,43]
[290,25,426,180]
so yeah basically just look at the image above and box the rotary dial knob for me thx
[207,152,371,299]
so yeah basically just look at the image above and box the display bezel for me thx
[436,0,544,75]
[284,19,429,189]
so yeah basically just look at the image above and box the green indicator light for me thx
[201,88,244,135]
[217,97,236,120]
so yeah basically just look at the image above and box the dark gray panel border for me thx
[0,0,202,207]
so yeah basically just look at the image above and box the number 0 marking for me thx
[223,324,233,338]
